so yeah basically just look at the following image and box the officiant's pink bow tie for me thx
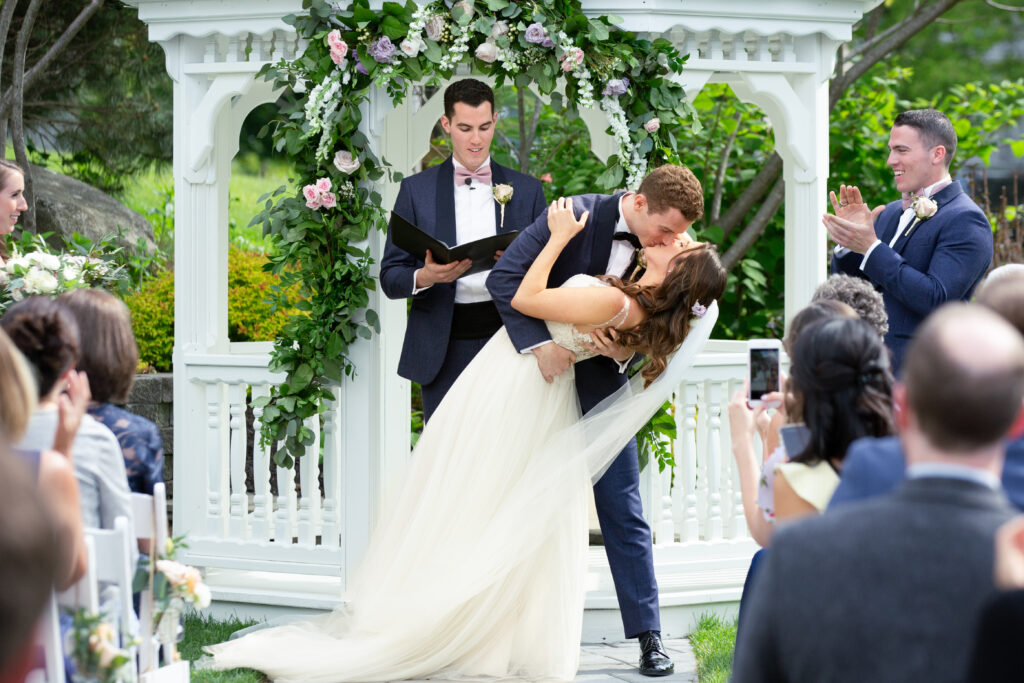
[455,164,492,186]
[901,180,952,210]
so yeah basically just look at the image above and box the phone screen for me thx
[749,347,780,399]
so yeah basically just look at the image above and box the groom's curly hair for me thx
[603,243,727,386]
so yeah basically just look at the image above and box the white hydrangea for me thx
[23,267,59,294]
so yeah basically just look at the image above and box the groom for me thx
[487,164,704,676]
[380,79,545,421]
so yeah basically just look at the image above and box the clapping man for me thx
[824,109,992,374]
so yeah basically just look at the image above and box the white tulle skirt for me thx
[205,304,718,682]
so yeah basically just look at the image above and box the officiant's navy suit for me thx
[831,181,991,373]
[487,192,660,639]
[380,157,545,420]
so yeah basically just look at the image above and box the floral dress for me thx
[88,403,164,495]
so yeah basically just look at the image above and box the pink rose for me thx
[302,185,319,203]
[561,47,584,73]
[320,192,338,209]
[327,30,346,54]
[424,15,444,41]
[475,41,498,63]
[315,177,332,194]
[644,117,660,133]
[306,196,322,210]
[539,173,553,183]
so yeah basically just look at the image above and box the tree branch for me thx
[830,0,965,111]
[721,177,785,271]
[12,0,44,232]
[710,111,741,225]
[0,0,105,121]
[719,153,783,238]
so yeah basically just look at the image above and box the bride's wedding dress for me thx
[205,275,718,682]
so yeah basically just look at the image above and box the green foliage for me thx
[123,249,302,371]
[123,268,174,372]
[253,0,697,466]
[689,613,738,683]
[179,613,265,683]
[636,399,676,477]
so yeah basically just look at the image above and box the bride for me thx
[205,197,727,681]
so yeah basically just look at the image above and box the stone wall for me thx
[126,373,174,498]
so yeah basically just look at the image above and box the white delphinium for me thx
[305,72,342,141]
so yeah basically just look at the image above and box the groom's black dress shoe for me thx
[639,630,674,677]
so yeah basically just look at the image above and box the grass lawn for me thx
[179,613,267,682]
[690,614,738,683]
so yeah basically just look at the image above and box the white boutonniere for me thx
[493,183,514,228]
[904,195,938,240]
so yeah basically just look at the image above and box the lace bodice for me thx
[545,274,630,362]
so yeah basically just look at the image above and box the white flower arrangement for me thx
[0,241,121,312]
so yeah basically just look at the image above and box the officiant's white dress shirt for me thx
[411,156,498,303]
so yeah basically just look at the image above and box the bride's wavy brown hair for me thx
[602,243,727,386]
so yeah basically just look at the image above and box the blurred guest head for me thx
[813,273,888,337]
[0,446,58,680]
[902,304,1024,456]
[0,296,79,400]
[59,289,138,404]
[0,328,37,441]
[788,318,895,466]
[976,268,1024,339]
[783,299,858,354]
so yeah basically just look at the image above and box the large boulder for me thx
[28,164,155,252]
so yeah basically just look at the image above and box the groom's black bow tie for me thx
[613,232,641,249]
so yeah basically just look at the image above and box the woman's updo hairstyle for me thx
[787,317,894,467]
[0,296,80,399]
[608,243,727,386]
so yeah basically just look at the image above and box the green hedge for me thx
[123,248,301,371]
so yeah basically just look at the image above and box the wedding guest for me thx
[967,515,1024,682]
[380,78,546,422]
[733,304,1024,683]
[60,289,164,495]
[829,266,1024,511]
[811,273,888,337]
[0,159,27,264]
[0,327,87,590]
[0,444,60,683]
[1,297,136,559]
[825,108,991,374]
[729,300,859,547]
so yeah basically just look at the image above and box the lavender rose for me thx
[524,22,547,44]
[368,36,396,63]
[602,77,630,96]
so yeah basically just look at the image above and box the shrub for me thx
[122,248,301,371]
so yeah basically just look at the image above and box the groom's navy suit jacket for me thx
[487,192,661,638]
[831,181,991,373]
[380,157,545,386]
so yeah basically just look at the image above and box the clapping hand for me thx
[822,184,886,255]
[546,197,588,243]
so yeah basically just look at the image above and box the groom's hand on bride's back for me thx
[532,341,575,383]
[588,328,632,363]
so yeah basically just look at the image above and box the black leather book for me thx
[389,211,519,278]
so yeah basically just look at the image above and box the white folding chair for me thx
[57,534,99,615]
[132,483,169,674]
[26,593,67,683]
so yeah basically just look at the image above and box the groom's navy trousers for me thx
[487,192,660,638]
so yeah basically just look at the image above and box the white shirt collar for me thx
[906,462,1000,490]
[615,192,633,235]
[920,174,953,198]
[452,155,491,171]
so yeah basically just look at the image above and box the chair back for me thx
[132,483,170,673]
[25,593,67,683]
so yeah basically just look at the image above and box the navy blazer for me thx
[487,193,631,404]
[380,157,545,385]
[828,435,1024,512]
[832,181,992,373]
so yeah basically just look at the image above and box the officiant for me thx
[380,79,546,421]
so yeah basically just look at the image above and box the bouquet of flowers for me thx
[0,236,126,313]
[66,609,135,683]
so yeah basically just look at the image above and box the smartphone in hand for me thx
[747,339,782,408]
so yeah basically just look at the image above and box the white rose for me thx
[644,117,661,133]
[23,267,58,294]
[913,196,938,219]
[62,264,80,282]
[333,150,361,175]
[424,15,445,41]
[157,559,190,586]
[400,37,422,58]
[193,582,212,609]
[475,40,498,63]
[490,20,509,38]
[28,252,60,271]
[6,257,25,273]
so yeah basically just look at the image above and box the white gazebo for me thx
[127,0,882,639]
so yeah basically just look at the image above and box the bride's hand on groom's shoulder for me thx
[547,197,588,242]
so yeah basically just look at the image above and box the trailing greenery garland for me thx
[253,0,695,466]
